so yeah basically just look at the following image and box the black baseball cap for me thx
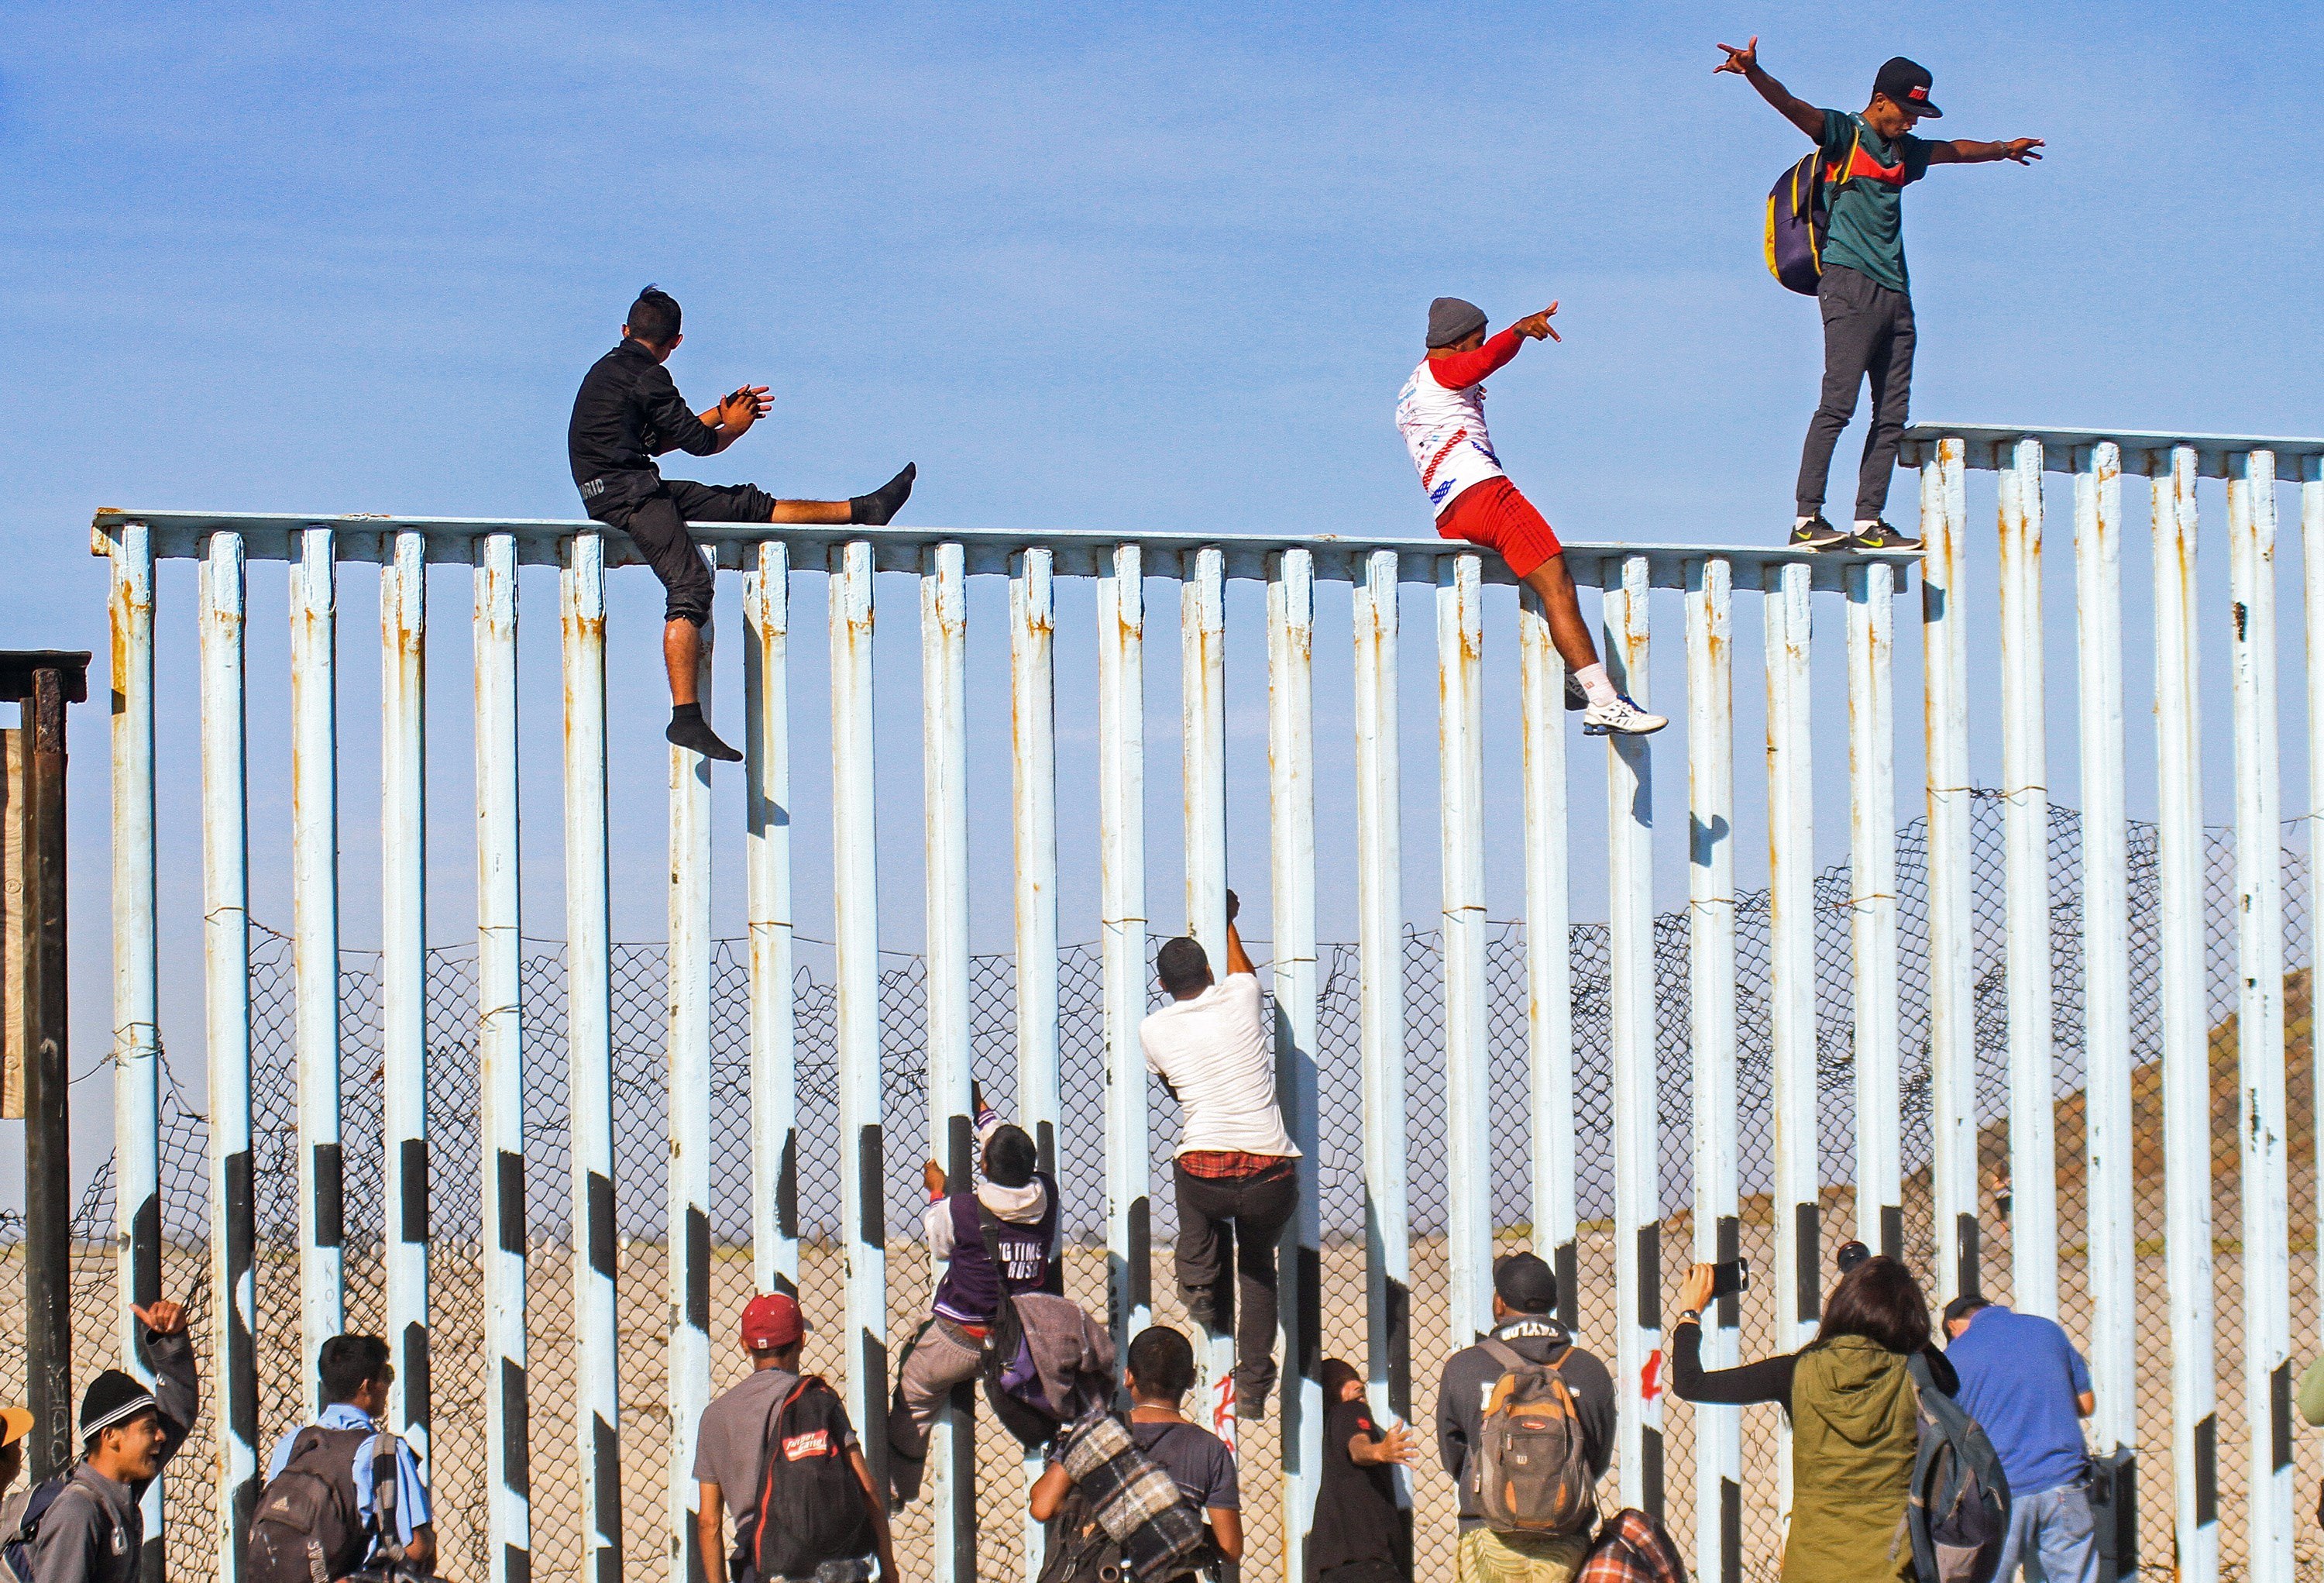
[1834,1239,1872,1275]
[1872,57,1942,118]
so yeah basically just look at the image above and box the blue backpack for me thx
[4,1472,104,1583]
[1899,1352,2011,1583]
[1764,125,1862,294]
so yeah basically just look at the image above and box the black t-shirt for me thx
[1305,1397,1408,1581]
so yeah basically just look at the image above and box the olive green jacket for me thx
[1783,1336,1919,1583]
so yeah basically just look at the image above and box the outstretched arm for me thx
[1713,37,1823,140]
[1925,137,2044,166]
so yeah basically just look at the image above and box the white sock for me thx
[1574,662,1618,707]
[1855,518,1882,532]
[1796,514,1817,529]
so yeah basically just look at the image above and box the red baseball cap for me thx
[741,1292,806,1351]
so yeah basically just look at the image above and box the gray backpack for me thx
[1897,1351,2011,1583]
[1471,1338,1596,1537]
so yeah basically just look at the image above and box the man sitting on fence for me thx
[1140,888,1301,1420]
[568,284,916,763]
[250,1334,435,1581]
[886,1081,1059,1505]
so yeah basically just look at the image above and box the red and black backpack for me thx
[751,1377,874,1582]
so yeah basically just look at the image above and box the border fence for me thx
[74,421,2324,1582]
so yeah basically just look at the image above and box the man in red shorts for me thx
[1396,296,1666,736]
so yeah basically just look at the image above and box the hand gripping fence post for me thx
[669,547,716,1583]
[290,525,346,1376]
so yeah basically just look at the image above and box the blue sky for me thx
[2,2,2320,1178]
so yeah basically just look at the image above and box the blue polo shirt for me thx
[1944,1305,2092,1497]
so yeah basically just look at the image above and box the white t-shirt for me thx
[1140,973,1300,1158]
[1394,357,1505,514]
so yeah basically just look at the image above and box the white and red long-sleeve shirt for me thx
[1394,328,1525,515]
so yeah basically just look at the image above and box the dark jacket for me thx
[566,339,722,495]
[27,1325,198,1583]
[1434,1316,1615,1531]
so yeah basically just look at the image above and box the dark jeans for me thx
[583,475,777,626]
[1171,1160,1297,1409]
[1795,264,1917,523]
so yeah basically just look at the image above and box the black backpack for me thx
[4,1473,108,1583]
[249,1425,410,1583]
[751,1377,875,1583]
[1899,1352,2011,1583]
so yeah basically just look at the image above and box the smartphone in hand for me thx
[1709,1258,1751,1301]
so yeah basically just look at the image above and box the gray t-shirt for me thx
[692,1368,861,1560]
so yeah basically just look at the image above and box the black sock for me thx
[672,701,703,722]
[667,704,741,762]
[849,462,917,526]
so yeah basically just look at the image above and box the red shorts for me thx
[1435,477,1563,579]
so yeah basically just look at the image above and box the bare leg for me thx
[663,618,702,706]
[1519,554,1601,675]
[768,501,853,525]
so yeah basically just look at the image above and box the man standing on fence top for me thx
[1714,40,2041,551]
[568,284,916,763]
[1944,1296,2099,1583]
[1140,889,1300,1420]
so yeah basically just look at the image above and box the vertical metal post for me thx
[1602,556,1661,1514]
[1011,549,1062,1165]
[830,542,889,1489]
[560,532,618,1583]
[473,532,531,1583]
[1180,547,1236,1440]
[107,524,163,1580]
[669,554,715,1583]
[200,532,259,1580]
[290,526,346,1375]
[2305,456,2324,1370]
[1437,552,1490,1341]
[2075,443,2137,1573]
[1921,440,1979,1303]
[2229,449,2293,1580]
[2152,443,2216,1583]
[1996,438,2058,1317]
[1683,556,1740,1583]
[1098,545,1151,1345]
[920,542,977,1583]
[745,543,799,1296]
[381,529,433,1483]
[1352,552,1411,1448]
[1267,548,1322,1568]
[1845,561,1900,1255]
[1518,580,1576,1325]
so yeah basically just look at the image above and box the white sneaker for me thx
[1582,693,1669,736]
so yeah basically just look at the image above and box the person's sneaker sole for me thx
[1788,518,1849,551]
[1583,717,1671,737]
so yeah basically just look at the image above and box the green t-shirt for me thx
[1817,108,1934,295]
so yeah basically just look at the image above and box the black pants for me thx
[1171,1160,1297,1409]
[585,476,778,626]
[1795,264,1917,523]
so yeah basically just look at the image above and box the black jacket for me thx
[1434,1317,1615,1530]
[566,339,721,493]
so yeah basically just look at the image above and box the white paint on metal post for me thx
[108,521,163,1570]
[1603,556,1661,1512]
[1098,545,1151,1344]
[2074,446,2137,1495]
[1845,561,1900,1254]
[1181,546,1236,1444]
[1996,437,2059,1318]
[1920,441,1979,1303]
[669,553,716,1581]
[1438,552,1491,1342]
[2229,449,2293,1579]
[921,542,978,1583]
[1267,548,1322,1567]
[830,541,889,1487]
[199,530,259,1579]
[2153,443,2217,1583]
[1518,580,1575,1320]
[1352,551,1412,1481]
[290,526,346,1373]
[381,530,433,1477]
[559,532,616,1583]
[2305,456,2324,1365]
[1683,556,1740,1583]
[745,542,799,1296]
[473,532,531,1583]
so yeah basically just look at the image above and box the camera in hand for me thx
[1709,1258,1750,1301]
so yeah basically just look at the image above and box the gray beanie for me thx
[1427,296,1488,349]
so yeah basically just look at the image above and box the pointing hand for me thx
[1714,36,1758,75]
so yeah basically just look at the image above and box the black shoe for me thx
[667,711,744,762]
[849,463,916,527]
[1849,519,1923,552]
[1788,514,1848,550]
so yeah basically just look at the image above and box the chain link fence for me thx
[2,790,2315,1581]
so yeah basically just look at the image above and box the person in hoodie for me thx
[1434,1253,1614,1583]
[26,1297,197,1583]
[887,1082,1058,1502]
[1669,1254,1955,1582]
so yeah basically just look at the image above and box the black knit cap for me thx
[1493,1251,1558,1314]
[1427,297,1489,349]
[80,1369,156,1440]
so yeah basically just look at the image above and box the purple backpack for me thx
[1764,124,1862,294]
